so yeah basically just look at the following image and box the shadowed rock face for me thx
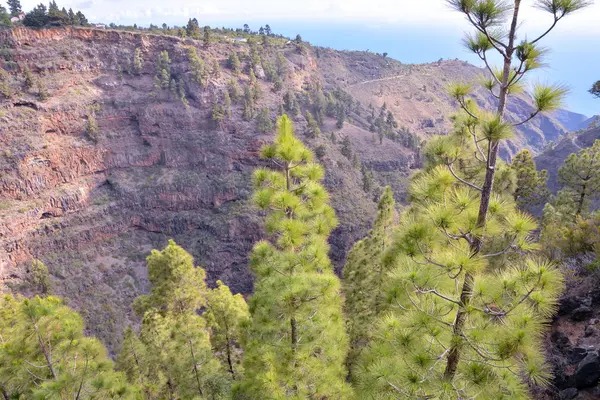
[0,27,580,352]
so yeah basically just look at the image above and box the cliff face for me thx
[0,27,578,351]
[0,27,415,349]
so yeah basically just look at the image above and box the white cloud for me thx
[16,0,600,34]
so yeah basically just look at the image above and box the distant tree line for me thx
[0,0,89,28]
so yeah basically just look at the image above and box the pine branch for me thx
[446,162,483,191]
[530,14,559,45]
[457,97,480,120]
[467,124,488,163]
[415,286,462,305]
[512,110,540,127]
[481,236,517,257]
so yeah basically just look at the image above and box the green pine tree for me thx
[257,107,273,133]
[121,240,229,398]
[511,149,549,211]
[227,51,241,75]
[558,139,600,216]
[187,46,207,88]
[203,26,211,48]
[205,280,250,379]
[343,187,395,374]
[237,115,353,399]
[132,47,143,75]
[304,110,321,138]
[356,1,586,397]
[7,0,21,16]
[0,295,137,399]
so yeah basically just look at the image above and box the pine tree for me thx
[22,64,34,89]
[304,110,321,138]
[156,50,171,76]
[227,51,241,75]
[276,53,288,80]
[283,91,299,116]
[36,79,48,100]
[211,59,221,79]
[343,187,395,373]
[590,80,600,98]
[203,25,211,48]
[0,5,10,26]
[249,67,261,101]
[356,1,586,397]
[132,47,143,75]
[256,106,273,133]
[228,78,241,102]
[361,165,373,193]
[336,103,345,129]
[511,149,549,211]
[224,89,232,117]
[242,85,255,121]
[122,240,229,398]
[340,135,352,159]
[558,139,600,216]
[75,10,87,26]
[212,102,226,130]
[28,259,51,294]
[205,280,250,379]
[86,114,99,142]
[7,0,21,16]
[187,46,206,87]
[0,295,136,399]
[116,327,149,391]
[186,18,200,38]
[237,115,353,399]
[178,79,188,107]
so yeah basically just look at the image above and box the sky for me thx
[17,0,600,116]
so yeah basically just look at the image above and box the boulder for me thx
[569,347,590,364]
[572,306,594,322]
[575,352,600,388]
[559,387,578,400]
[553,330,571,350]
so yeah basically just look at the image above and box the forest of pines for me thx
[2,0,600,399]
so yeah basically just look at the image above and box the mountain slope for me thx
[314,49,576,158]
[535,125,600,193]
[0,26,581,350]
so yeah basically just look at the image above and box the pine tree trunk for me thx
[444,0,522,381]
[576,183,586,216]
[33,322,57,379]
[1,386,9,400]
[75,358,89,400]
[188,338,204,398]
[225,327,235,378]
[291,317,298,352]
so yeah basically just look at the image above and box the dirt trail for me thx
[346,74,408,88]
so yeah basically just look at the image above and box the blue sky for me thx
[17,0,600,116]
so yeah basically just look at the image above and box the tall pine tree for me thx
[343,186,396,375]
[237,115,353,399]
[558,139,600,216]
[0,295,136,399]
[511,149,549,212]
[118,240,228,398]
[205,280,250,380]
[356,0,587,397]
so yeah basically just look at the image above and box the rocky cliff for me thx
[0,27,581,352]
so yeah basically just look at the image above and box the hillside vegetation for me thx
[1,0,600,398]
